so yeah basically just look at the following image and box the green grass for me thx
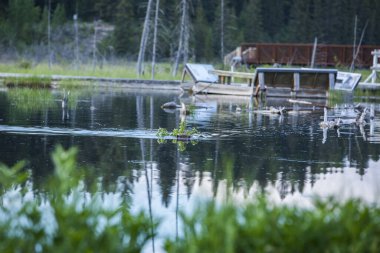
[7,88,56,112]
[3,76,53,88]
[0,61,182,80]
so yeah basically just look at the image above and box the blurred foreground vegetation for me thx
[1,146,380,252]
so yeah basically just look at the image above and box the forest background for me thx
[0,0,379,67]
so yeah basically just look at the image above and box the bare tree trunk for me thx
[220,0,225,62]
[74,14,80,68]
[48,0,52,69]
[350,15,358,72]
[172,0,188,77]
[183,7,189,65]
[92,19,98,71]
[350,20,368,72]
[137,0,154,77]
[310,37,318,68]
[151,0,160,79]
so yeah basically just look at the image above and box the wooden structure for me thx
[209,69,255,86]
[181,64,338,98]
[358,50,380,89]
[181,64,256,96]
[225,43,380,67]
[254,67,337,98]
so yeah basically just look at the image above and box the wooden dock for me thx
[182,64,338,98]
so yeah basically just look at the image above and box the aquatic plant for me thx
[354,89,380,100]
[327,90,348,106]
[157,121,198,140]
[157,121,199,151]
[0,146,155,253]
[172,120,199,138]
[7,88,55,113]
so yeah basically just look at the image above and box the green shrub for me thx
[165,197,380,253]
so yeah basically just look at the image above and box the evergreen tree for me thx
[224,7,243,54]
[113,0,138,56]
[94,0,119,22]
[285,0,313,43]
[239,0,265,43]
[8,0,41,47]
[193,1,213,61]
[52,4,66,28]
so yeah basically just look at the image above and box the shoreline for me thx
[0,72,182,90]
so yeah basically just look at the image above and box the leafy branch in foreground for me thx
[0,145,155,253]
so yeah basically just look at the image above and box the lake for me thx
[1,87,380,250]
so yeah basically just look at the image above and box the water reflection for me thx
[1,89,380,238]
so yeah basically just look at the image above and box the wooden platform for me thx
[182,64,338,98]
[192,82,255,96]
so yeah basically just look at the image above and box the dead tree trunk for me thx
[48,0,52,69]
[137,0,154,77]
[151,0,160,79]
[74,14,80,68]
[350,20,369,72]
[172,0,188,77]
[92,19,98,71]
[220,0,225,62]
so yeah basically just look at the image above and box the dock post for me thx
[329,73,335,90]
[258,72,265,90]
[293,73,300,91]
[372,50,379,83]
[292,72,300,97]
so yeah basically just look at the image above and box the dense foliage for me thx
[1,146,380,252]
[0,146,155,253]
[165,199,380,253]
[0,0,379,63]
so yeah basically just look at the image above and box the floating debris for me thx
[161,101,181,109]
[269,106,287,115]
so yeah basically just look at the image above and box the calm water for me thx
[1,87,380,250]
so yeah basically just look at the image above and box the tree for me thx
[52,4,66,28]
[193,2,213,62]
[285,0,313,43]
[114,0,138,56]
[137,0,154,76]
[8,0,41,47]
[172,0,190,76]
[239,0,265,43]
[151,0,160,79]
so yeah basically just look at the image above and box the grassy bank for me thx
[0,61,182,81]
[1,147,380,252]
[3,76,53,88]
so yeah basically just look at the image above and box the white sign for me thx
[335,72,362,91]
[185,64,218,83]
